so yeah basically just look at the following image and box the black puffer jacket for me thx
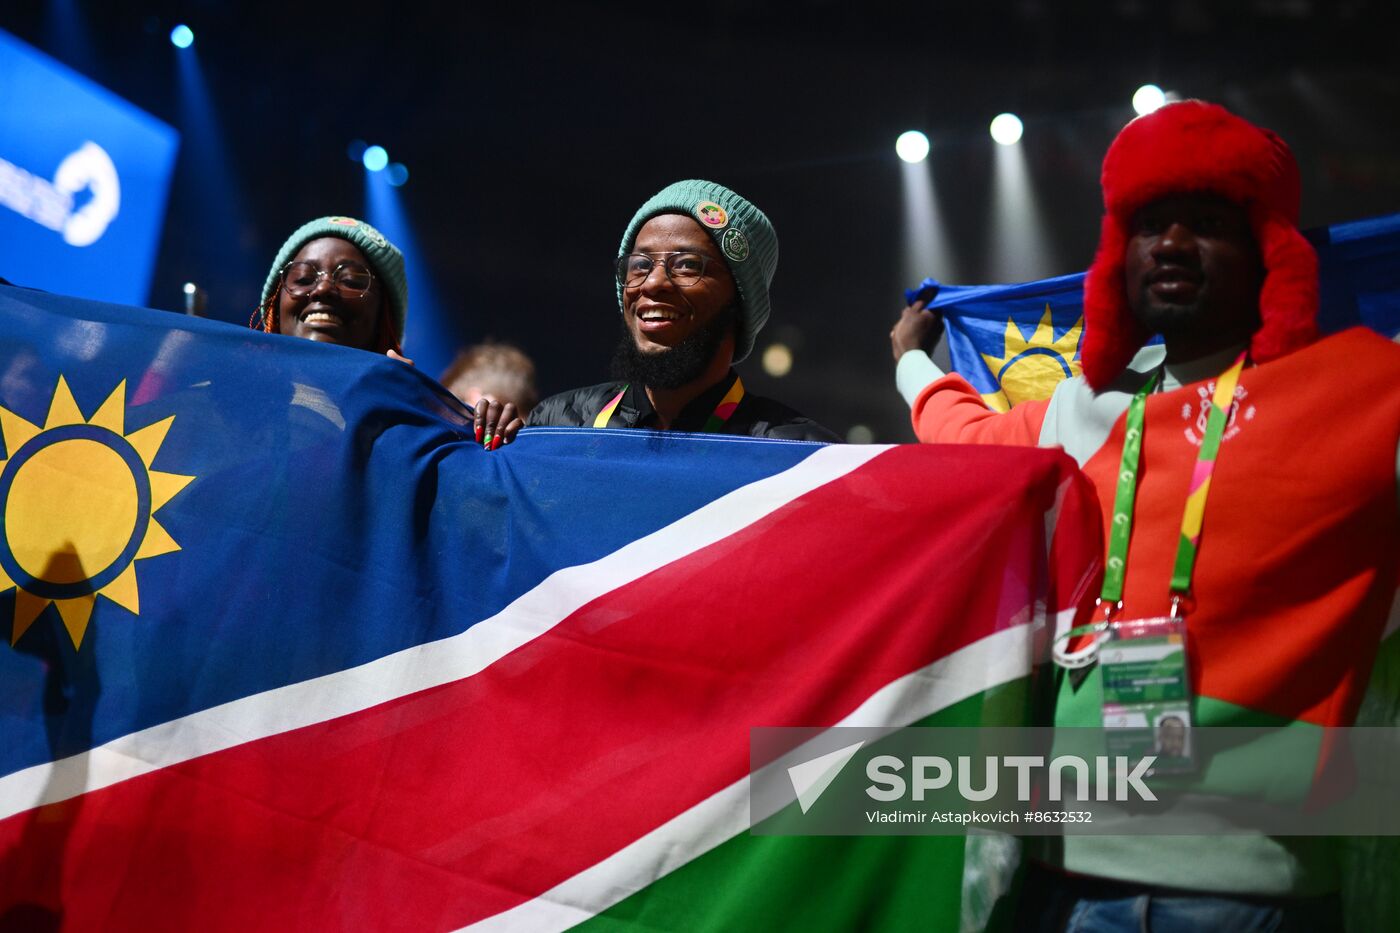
[527,372,840,443]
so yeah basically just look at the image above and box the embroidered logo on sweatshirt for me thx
[1182,381,1255,446]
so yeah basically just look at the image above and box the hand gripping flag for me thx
[0,284,1101,931]
[907,211,1400,411]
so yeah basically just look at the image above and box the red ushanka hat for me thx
[1080,100,1319,390]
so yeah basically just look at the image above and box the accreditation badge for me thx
[1099,616,1195,775]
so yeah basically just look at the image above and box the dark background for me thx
[4,0,1399,440]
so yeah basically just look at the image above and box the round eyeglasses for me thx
[280,261,376,298]
[615,252,715,289]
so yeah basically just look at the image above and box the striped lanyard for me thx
[592,377,746,432]
[1099,351,1248,618]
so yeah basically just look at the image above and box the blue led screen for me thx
[0,30,178,305]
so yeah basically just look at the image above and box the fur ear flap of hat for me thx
[1249,203,1319,364]
[1080,213,1149,390]
[1081,100,1318,390]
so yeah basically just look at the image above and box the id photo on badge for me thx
[1154,710,1191,759]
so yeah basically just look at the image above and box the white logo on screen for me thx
[0,141,122,247]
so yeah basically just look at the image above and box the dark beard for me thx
[1132,292,1261,358]
[1132,297,1210,341]
[610,306,736,390]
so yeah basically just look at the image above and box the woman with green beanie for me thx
[251,215,409,356]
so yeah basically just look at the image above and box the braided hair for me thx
[249,281,281,334]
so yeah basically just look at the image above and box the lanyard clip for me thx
[1169,592,1194,620]
[1096,597,1122,624]
[1054,613,1112,670]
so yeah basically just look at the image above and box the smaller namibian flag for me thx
[906,273,1086,413]
[906,211,1400,411]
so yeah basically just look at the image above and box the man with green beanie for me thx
[480,180,835,448]
[252,215,409,357]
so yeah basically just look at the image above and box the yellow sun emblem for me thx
[0,377,193,649]
[978,305,1084,412]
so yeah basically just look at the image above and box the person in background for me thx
[439,342,539,446]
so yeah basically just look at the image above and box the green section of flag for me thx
[575,682,1034,932]
[576,832,967,933]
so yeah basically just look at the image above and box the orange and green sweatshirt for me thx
[899,327,1400,895]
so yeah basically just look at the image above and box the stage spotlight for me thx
[1133,84,1166,115]
[386,163,409,187]
[362,145,389,172]
[895,130,930,164]
[346,139,368,162]
[762,343,793,378]
[169,24,194,48]
[990,113,1023,146]
[173,22,260,314]
[988,117,1057,280]
[900,145,955,298]
[182,282,207,316]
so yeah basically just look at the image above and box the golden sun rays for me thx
[978,306,1084,412]
[0,377,193,648]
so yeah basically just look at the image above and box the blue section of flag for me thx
[0,285,824,778]
[906,212,1400,397]
[1310,212,1400,339]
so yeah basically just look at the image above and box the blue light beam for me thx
[173,41,258,320]
[364,169,456,377]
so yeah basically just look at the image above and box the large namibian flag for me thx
[0,285,1102,931]
[908,211,1400,412]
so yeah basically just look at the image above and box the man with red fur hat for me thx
[891,101,1400,929]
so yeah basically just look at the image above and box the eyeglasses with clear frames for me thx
[615,251,717,289]
[280,260,376,298]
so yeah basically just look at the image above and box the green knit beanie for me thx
[259,216,408,346]
[616,180,777,363]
